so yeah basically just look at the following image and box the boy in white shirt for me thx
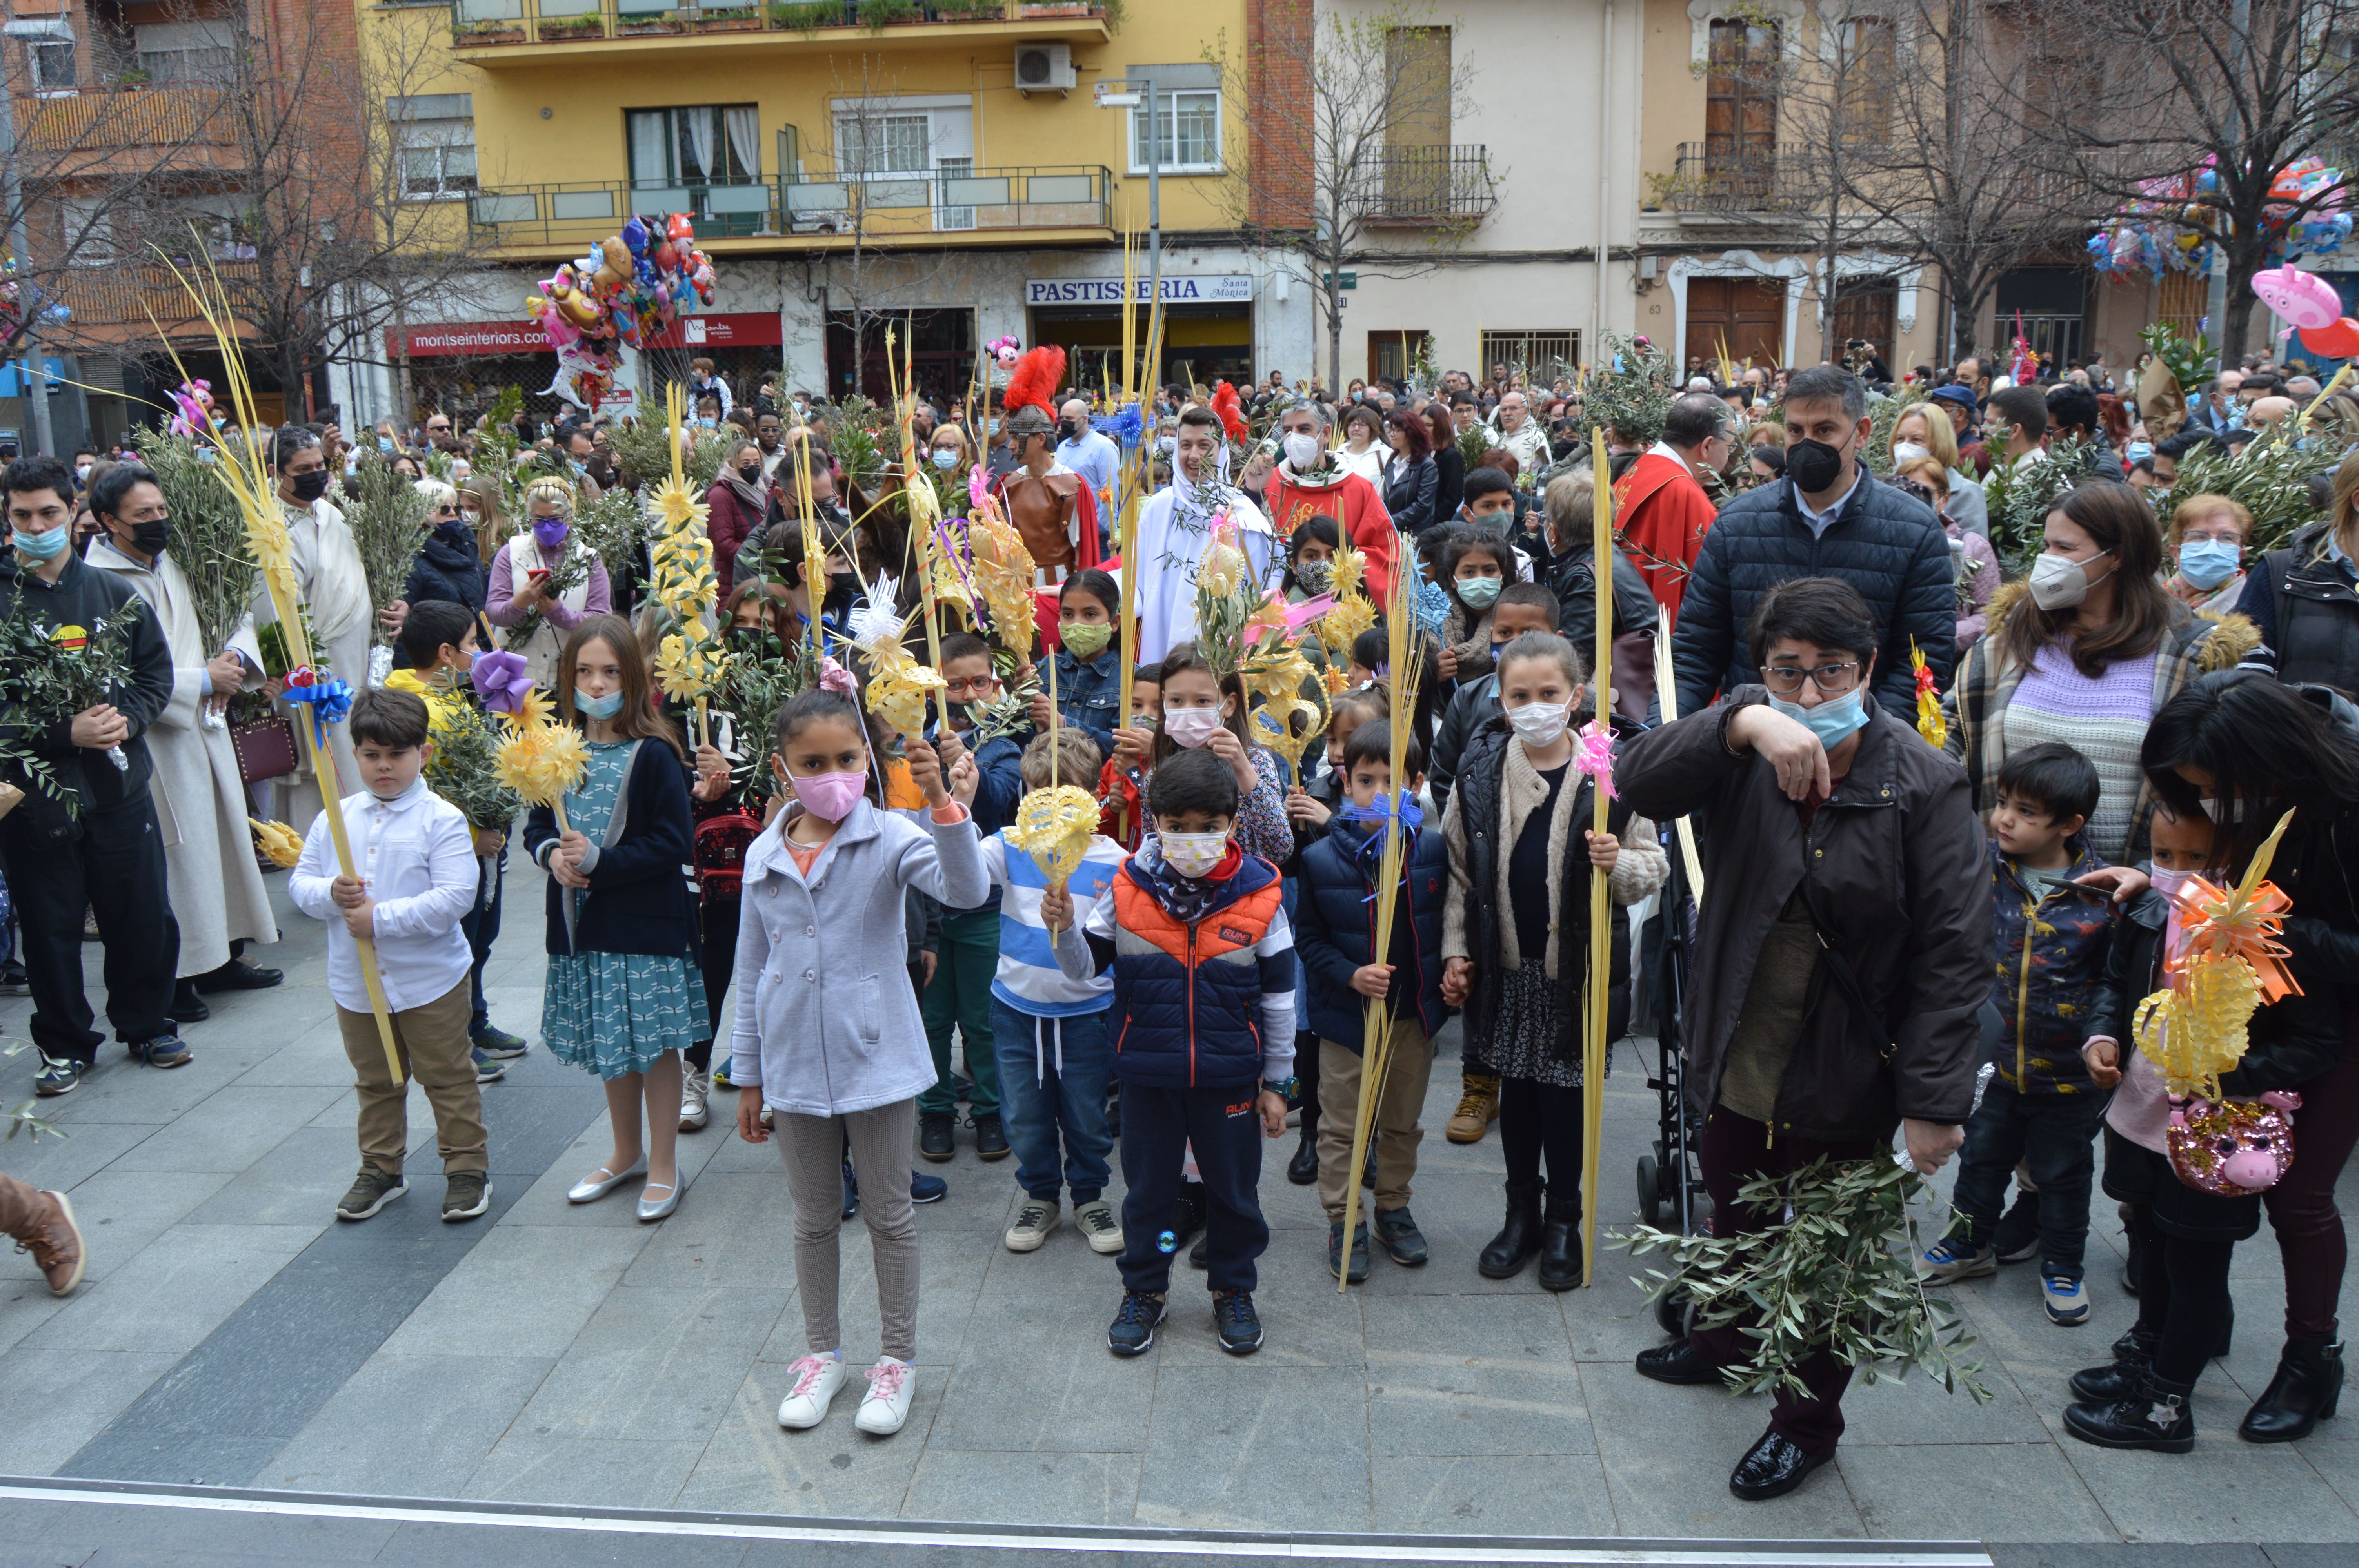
[289,688,490,1223]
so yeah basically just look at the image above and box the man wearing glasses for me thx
[1668,365,1955,718]
[421,412,454,445]
[1617,575,1984,1503]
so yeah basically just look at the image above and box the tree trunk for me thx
[1326,280,1343,396]
[394,290,416,430]
[2220,236,2265,365]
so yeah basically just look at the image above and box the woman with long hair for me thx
[2135,672,2359,1441]
[1427,402,1464,523]
[1943,484,2253,862]
[1380,407,1439,536]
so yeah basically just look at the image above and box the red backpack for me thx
[692,810,763,899]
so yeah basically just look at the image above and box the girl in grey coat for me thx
[730,688,987,1438]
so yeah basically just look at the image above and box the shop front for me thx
[393,311,787,426]
[1025,274,1254,391]
[641,311,785,408]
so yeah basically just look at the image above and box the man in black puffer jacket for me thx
[1672,367,1955,717]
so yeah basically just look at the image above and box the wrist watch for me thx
[1262,1075,1299,1102]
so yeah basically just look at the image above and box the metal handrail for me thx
[1343,146,1496,224]
[451,0,1112,46]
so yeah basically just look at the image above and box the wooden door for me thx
[1687,278,1784,371]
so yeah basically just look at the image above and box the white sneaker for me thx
[854,1357,916,1435]
[680,1069,711,1132]
[775,1353,845,1430]
[1073,1199,1123,1255]
[1005,1196,1060,1252]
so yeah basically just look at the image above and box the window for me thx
[1128,90,1221,174]
[1835,18,1893,145]
[58,197,111,267]
[1706,19,1779,163]
[1479,330,1579,381]
[29,38,76,93]
[134,19,238,83]
[391,94,478,200]
[1828,277,1897,370]
[628,105,762,187]
[840,113,930,176]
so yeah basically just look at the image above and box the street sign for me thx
[1323,270,1358,290]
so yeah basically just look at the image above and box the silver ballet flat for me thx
[637,1180,681,1223]
[567,1155,647,1204]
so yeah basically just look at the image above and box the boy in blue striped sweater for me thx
[977,729,1128,1255]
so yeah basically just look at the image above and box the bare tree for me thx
[2016,0,2359,361]
[1835,0,2101,363]
[1206,0,1482,393]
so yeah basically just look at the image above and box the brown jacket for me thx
[1614,687,1990,1141]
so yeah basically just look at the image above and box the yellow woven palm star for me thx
[1007,784,1101,889]
[247,817,303,868]
[495,714,589,808]
[648,475,709,535]
[867,659,947,736]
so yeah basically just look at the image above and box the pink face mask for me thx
[789,770,867,822]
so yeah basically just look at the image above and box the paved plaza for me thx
[3,860,2356,1565]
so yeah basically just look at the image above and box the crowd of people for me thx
[3,334,2358,1500]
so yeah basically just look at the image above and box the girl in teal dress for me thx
[525,613,732,1221]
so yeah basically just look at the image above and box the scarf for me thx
[723,466,767,519]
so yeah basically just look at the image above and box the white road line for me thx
[0,1481,1994,1566]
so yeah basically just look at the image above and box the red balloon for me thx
[2299,317,2359,358]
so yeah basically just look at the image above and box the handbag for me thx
[230,714,300,784]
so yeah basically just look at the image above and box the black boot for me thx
[1477,1179,1545,1279]
[1286,1113,1318,1186]
[2073,1324,2158,1403]
[2238,1336,2344,1443]
[1536,1196,1583,1292]
[2064,1367,2196,1452]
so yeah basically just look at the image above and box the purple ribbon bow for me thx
[469,650,534,716]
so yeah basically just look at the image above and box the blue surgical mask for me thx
[2126,440,2152,464]
[577,689,625,721]
[1769,688,1870,748]
[13,524,70,560]
[2176,539,2241,589]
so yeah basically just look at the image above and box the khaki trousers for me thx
[1315,1018,1434,1221]
[336,977,486,1176]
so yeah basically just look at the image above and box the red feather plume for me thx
[1210,380,1247,442]
[1004,344,1066,417]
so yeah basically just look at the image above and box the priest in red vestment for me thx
[1612,393,1730,627]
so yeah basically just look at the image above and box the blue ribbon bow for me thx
[282,677,354,745]
[1341,789,1424,898]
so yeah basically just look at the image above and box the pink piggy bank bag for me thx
[2168,1092,2300,1195]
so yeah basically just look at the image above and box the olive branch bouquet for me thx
[1618,1151,1994,1405]
[0,596,145,811]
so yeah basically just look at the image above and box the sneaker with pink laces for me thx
[853,1356,916,1435]
[775,1353,845,1430]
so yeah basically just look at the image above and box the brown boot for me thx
[10,1187,87,1298]
[1445,1072,1500,1145]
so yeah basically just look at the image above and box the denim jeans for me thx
[989,996,1113,1203]
[1951,1079,2105,1278]
[460,848,506,1034]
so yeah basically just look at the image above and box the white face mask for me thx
[1892,441,1930,466]
[1282,431,1323,471]
[1505,699,1571,748]
[1162,706,1224,749]
[2027,549,2114,611]
[1161,831,1229,878]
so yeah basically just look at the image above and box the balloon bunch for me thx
[2267,158,2352,261]
[2252,265,2359,359]
[525,213,719,411]
[2090,164,2223,282]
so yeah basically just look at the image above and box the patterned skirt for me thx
[1479,957,1586,1089]
[541,952,711,1081]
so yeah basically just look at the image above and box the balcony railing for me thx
[1665,140,1793,213]
[1344,146,1496,225]
[466,166,1112,247]
[16,83,237,156]
[451,0,1114,47]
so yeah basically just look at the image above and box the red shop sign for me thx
[392,321,554,358]
[641,312,784,350]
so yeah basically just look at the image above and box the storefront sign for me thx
[1025,275,1254,307]
[393,312,782,358]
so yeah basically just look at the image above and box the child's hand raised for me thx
[1285,787,1331,828]
[1441,956,1472,1006]
[1027,690,1057,731]
[2083,1036,2123,1089]
[1038,882,1074,932]
[1584,829,1619,872]
[691,742,730,802]
[1350,962,1394,999]
[1438,643,1459,679]
[905,736,948,805]
[948,749,979,806]
[1205,725,1256,791]
[1110,726,1151,769]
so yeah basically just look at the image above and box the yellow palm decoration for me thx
[2132,809,2300,1099]
[1007,784,1102,891]
[247,817,304,868]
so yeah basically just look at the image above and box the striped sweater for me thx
[978,828,1122,1017]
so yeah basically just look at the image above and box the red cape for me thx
[1263,467,1395,599]
[1613,451,1716,627]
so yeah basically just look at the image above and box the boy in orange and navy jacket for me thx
[1045,749,1296,1359]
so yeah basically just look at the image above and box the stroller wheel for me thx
[1636,1155,1663,1229]
[1655,1286,1691,1338]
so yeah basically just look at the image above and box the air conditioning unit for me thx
[1014,43,1075,97]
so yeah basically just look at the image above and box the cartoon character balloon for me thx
[522,212,716,364]
[986,334,1021,370]
[2252,265,2344,331]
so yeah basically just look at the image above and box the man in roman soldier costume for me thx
[993,346,1101,583]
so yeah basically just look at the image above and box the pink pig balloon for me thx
[2253,265,2344,331]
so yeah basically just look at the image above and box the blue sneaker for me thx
[127,1034,191,1069]
[909,1170,947,1204]
[472,1047,506,1084]
[2043,1272,2092,1327]
[471,1025,529,1060]
[1917,1236,1996,1285]
[33,1053,85,1096]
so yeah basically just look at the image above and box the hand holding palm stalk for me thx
[0,597,144,780]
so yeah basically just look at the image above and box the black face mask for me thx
[129,518,172,557]
[1786,438,1845,493]
[738,462,762,482]
[827,570,862,605]
[290,469,330,503]
[1058,420,1081,443]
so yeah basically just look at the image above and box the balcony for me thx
[1663,141,1796,214]
[450,0,1116,60]
[15,84,241,175]
[466,166,1113,251]
[44,261,256,336]
[1344,146,1496,227]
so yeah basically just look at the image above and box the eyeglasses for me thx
[1759,661,1861,695]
